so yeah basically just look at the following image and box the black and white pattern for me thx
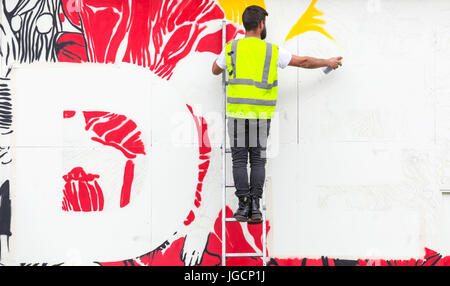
[0,78,12,137]
[2,0,62,67]
[0,180,10,260]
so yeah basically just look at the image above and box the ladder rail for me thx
[262,184,267,266]
[221,20,227,267]
[221,20,268,266]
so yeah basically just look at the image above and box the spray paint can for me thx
[323,57,342,74]
[323,66,333,74]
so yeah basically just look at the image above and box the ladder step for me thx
[225,217,238,222]
[225,185,235,188]
[226,253,264,258]
[225,148,232,153]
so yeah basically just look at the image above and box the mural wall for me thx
[1,0,450,266]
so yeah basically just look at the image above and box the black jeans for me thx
[227,118,271,199]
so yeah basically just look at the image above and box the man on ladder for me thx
[212,5,342,224]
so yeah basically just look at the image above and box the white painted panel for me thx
[10,64,152,263]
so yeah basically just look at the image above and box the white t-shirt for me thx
[215,44,292,70]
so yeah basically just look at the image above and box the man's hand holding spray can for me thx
[323,56,343,74]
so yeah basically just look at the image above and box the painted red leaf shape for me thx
[83,111,145,159]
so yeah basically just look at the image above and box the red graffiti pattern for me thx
[83,111,145,159]
[120,160,135,208]
[97,206,268,266]
[183,104,211,226]
[62,167,104,212]
[56,33,88,63]
[63,110,76,119]
[196,23,244,55]
[58,0,242,79]
[97,205,450,266]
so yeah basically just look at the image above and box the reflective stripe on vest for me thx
[225,38,278,119]
[227,97,277,106]
[228,78,278,90]
[262,43,272,83]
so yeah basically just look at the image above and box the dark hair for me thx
[242,5,268,31]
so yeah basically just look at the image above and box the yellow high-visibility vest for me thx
[225,37,279,119]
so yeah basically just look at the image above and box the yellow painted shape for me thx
[285,0,335,42]
[217,0,266,25]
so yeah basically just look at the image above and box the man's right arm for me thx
[288,55,342,70]
[212,61,224,75]
[212,49,226,76]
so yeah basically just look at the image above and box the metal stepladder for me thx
[220,21,268,266]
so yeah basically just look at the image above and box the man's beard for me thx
[261,26,267,40]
